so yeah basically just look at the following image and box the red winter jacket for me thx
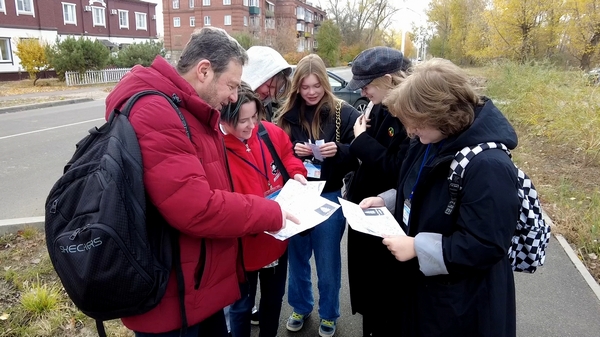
[223,121,306,271]
[104,56,283,333]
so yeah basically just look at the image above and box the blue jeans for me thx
[287,190,346,321]
[230,250,288,337]
[134,309,228,337]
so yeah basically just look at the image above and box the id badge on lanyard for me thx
[304,161,321,179]
[402,199,411,226]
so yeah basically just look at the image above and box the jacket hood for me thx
[441,98,518,155]
[242,46,292,90]
[105,56,218,127]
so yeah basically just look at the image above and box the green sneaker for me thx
[286,311,310,332]
[319,319,336,337]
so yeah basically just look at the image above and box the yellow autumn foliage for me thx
[14,38,50,85]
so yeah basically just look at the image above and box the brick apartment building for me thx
[0,0,158,81]
[163,0,326,62]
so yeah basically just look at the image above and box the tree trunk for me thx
[580,29,600,71]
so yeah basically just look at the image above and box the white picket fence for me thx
[65,68,131,86]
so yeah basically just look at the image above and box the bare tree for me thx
[325,0,398,46]
[273,17,299,54]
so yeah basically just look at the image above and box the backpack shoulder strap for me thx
[119,90,192,140]
[258,122,291,182]
[445,142,511,215]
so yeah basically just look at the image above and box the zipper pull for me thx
[69,228,82,240]
[245,142,251,152]
[49,199,59,214]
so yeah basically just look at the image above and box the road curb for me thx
[0,97,94,114]
[0,216,44,236]
[555,234,600,301]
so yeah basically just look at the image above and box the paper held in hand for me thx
[266,180,339,241]
[337,198,405,237]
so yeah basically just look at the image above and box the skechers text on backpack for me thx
[44,91,194,336]
[444,142,551,273]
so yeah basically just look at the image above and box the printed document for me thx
[266,179,338,241]
[337,198,405,237]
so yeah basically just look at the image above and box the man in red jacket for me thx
[104,27,298,337]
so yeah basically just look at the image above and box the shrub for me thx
[112,40,165,68]
[46,36,110,81]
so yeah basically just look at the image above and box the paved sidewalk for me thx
[0,86,111,101]
[0,86,111,113]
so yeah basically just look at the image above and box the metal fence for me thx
[65,68,131,86]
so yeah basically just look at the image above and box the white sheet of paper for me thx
[363,101,374,120]
[337,197,405,237]
[266,179,339,241]
[305,139,325,161]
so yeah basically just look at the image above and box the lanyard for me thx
[409,140,445,200]
[227,134,272,188]
[409,144,431,200]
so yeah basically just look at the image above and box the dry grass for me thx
[0,79,114,97]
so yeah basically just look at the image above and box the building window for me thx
[0,0,5,14]
[0,38,11,62]
[243,0,248,6]
[190,16,195,27]
[172,0,179,9]
[62,3,76,25]
[203,0,210,6]
[189,0,194,8]
[224,15,231,26]
[119,10,128,29]
[223,0,230,5]
[16,0,34,16]
[92,7,105,27]
[249,0,258,6]
[174,17,180,27]
[136,12,147,30]
[204,15,210,25]
[243,16,247,26]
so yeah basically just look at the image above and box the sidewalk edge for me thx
[0,98,93,114]
[555,233,600,301]
[0,217,44,236]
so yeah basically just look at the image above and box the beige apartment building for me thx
[163,0,326,62]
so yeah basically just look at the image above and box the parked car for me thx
[289,65,370,113]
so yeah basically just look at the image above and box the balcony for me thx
[265,9,274,18]
[249,6,260,15]
[296,23,304,32]
[304,31,311,38]
[314,19,322,26]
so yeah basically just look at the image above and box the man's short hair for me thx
[177,27,248,76]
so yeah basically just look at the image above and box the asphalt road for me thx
[0,100,105,219]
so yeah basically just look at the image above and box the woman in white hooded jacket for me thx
[241,46,292,122]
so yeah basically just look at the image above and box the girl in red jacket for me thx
[220,82,307,337]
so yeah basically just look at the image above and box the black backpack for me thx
[45,91,194,336]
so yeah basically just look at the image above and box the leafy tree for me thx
[315,20,342,66]
[563,0,600,70]
[14,38,50,86]
[46,36,110,81]
[112,41,165,68]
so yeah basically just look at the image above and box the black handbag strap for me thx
[258,122,291,182]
